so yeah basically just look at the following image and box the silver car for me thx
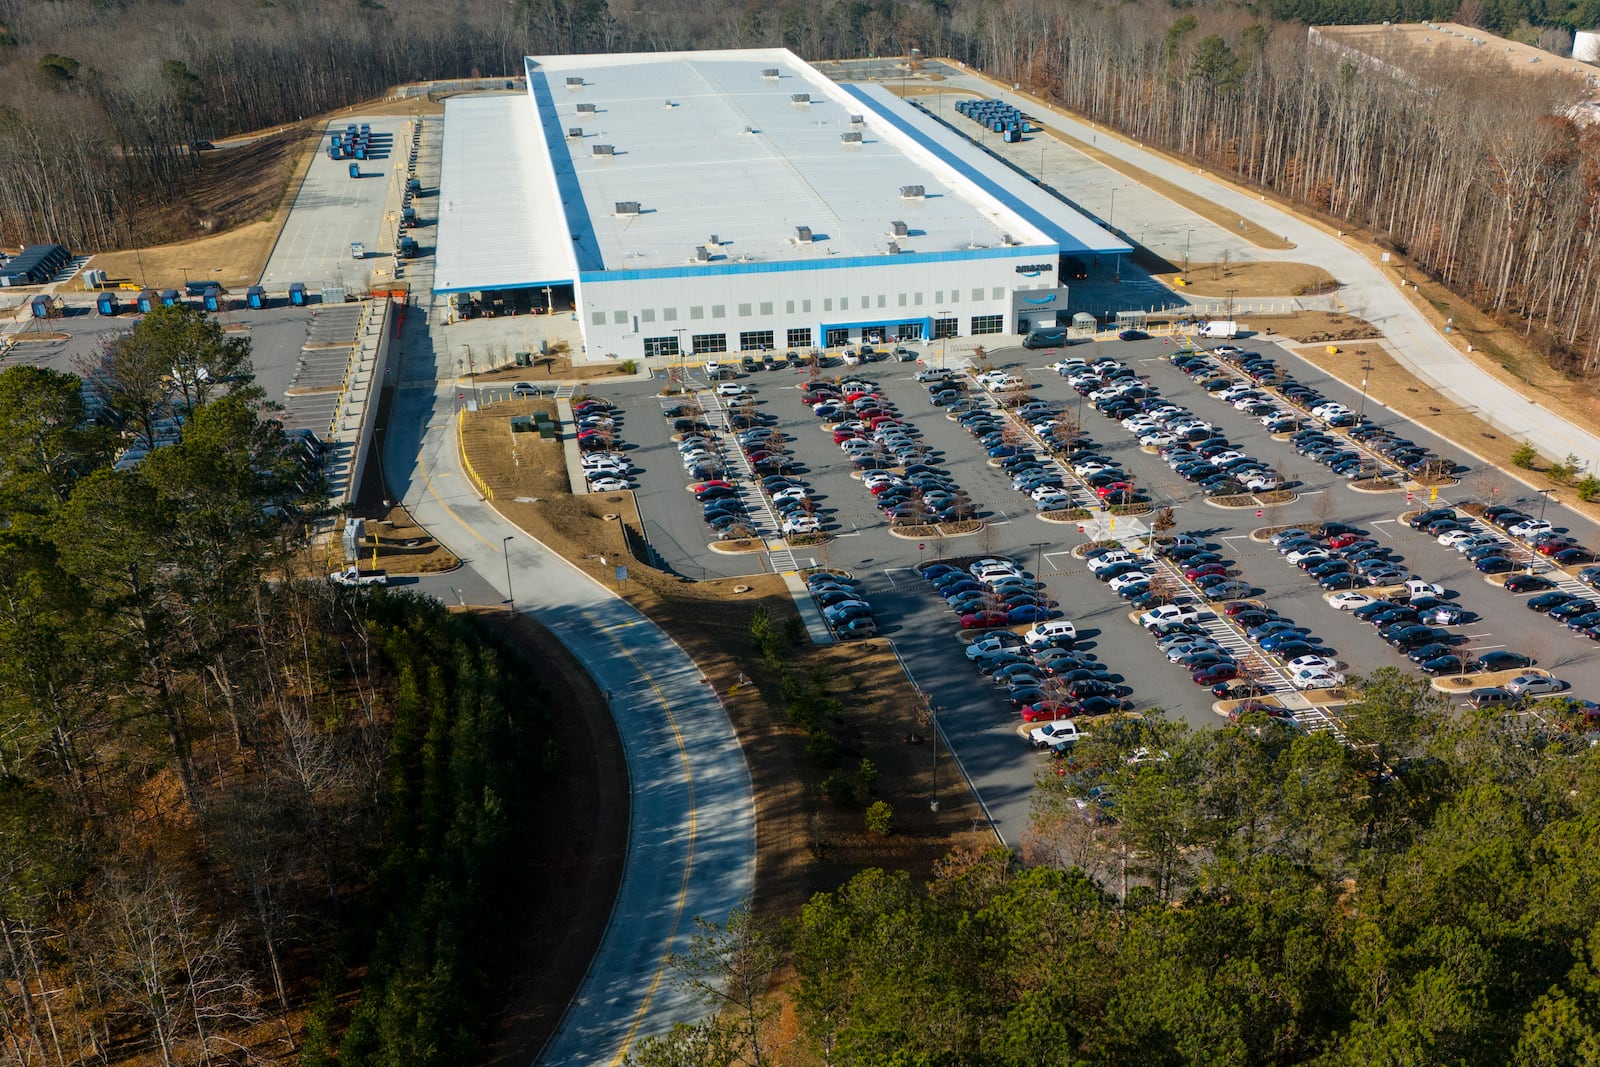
[1504,673,1568,698]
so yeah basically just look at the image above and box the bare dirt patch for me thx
[1152,261,1337,298]
[1261,311,1382,344]
[88,125,318,291]
[470,354,639,384]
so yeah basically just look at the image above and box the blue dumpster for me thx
[29,296,51,318]
[137,289,157,313]
[348,162,360,178]
[246,285,266,310]
[202,286,222,312]
[96,292,120,316]
[160,289,180,307]
[288,283,307,307]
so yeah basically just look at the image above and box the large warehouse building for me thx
[434,48,1130,361]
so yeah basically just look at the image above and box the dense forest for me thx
[633,673,1600,1065]
[0,308,552,1066]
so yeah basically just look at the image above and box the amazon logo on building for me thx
[1014,263,1054,276]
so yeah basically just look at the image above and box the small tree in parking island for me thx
[1578,475,1600,503]
[1512,442,1538,469]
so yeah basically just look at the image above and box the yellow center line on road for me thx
[413,413,499,550]
[602,635,699,1067]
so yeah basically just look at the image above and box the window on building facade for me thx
[971,314,1004,335]
[643,335,679,357]
[739,330,775,350]
[787,327,812,348]
[825,327,849,347]
[692,332,728,353]
[933,317,959,339]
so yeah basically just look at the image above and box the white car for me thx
[1107,571,1151,594]
[1030,721,1082,748]
[587,477,631,492]
[1024,619,1077,643]
[1140,432,1177,448]
[1509,519,1554,540]
[1089,550,1137,574]
[1244,473,1283,492]
[715,382,747,397]
[1286,654,1339,674]
[783,516,821,535]
[1140,604,1202,629]
[1328,591,1375,610]
[914,367,952,382]
[771,486,809,504]
[1286,547,1330,566]
[1050,359,1086,375]
[1438,529,1478,548]
[1291,668,1345,690]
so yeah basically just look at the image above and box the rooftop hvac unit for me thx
[795,225,813,244]
[567,127,583,138]
[840,131,863,144]
[899,185,926,200]
[791,93,811,104]
[886,241,901,255]
[1000,232,1017,246]
[708,234,721,248]
[565,77,584,87]
[577,102,597,113]
[692,246,712,263]
[593,144,615,156]
[762,68,780,79]
[890,220,909,237]
[615,201,641,216]
[850,114,865,125]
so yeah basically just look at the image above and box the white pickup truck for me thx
[329,565,389,587]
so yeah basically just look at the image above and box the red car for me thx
[688,479,733,493]
[1095,481,1132,498]
[1326,532,1363,549]
[1222,600,1259,616]
[1538,539,1579,556]
[833,430,863,444]
[1185,562,1228,580]
[1193,662,1240,685]
[1020,701,1073,723]
[960,610,1010,630]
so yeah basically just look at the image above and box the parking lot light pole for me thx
[929,703,942,813]
[1357,359,1374,421]
[502,536,515,614]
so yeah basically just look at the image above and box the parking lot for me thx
[536,337,1600,842]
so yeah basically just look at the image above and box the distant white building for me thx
[433,48,1130,360]
[1575,30,1600,63]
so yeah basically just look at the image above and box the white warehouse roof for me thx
[434,94,577,294]
[434,48,1128,294]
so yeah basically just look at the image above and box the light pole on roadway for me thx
[503,536,515,614]
[1357,359,1374,422]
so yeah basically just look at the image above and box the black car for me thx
[1529,591,1577,613]
[1473,651,1534,672]
[1504,574,1556,593]
[1407,507,1456,530]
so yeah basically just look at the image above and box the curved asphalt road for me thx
[381,352,755,1062]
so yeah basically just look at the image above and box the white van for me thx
[1197,320,1238,338]
[1024,619,1077,644]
